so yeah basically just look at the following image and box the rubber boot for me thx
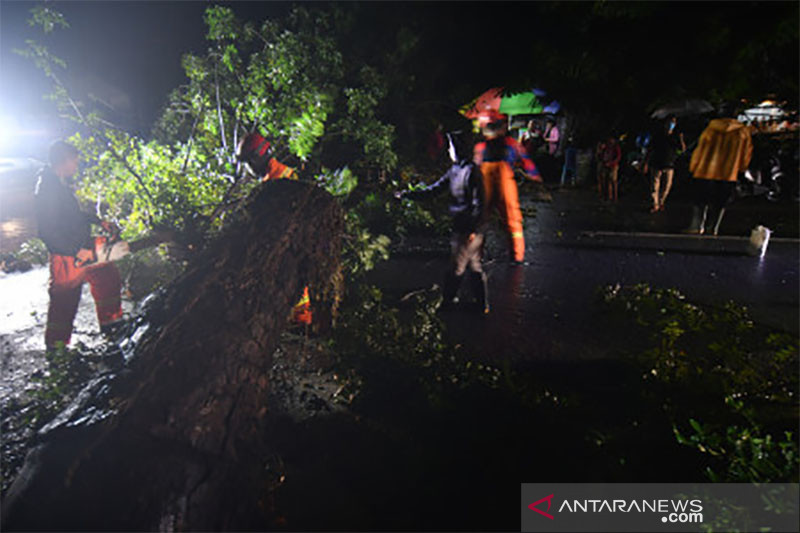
[685,205,708,234]
[442,271,463,306]
[710,207,726,236]
[469,271,490,314]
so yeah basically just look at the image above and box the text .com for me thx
[662,512,703,524]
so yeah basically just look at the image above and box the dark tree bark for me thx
[2,180,343,531]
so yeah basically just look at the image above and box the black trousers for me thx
[692,179,736,211]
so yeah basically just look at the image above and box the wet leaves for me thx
[601,282,799,482]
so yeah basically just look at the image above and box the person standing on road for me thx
[648,116,686,212]
[522,119,543,155]
[686,112,753,235]
[397,132,490,313]
[474,111,542,265]
[34,140,124,349]
[543,118,560,156]
[598,134,622,202]
[595,138,607,200]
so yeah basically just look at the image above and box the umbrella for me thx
[499,92,544,116]
[542,100,561,114]
[461,87,544,119]
[650,99,714,119]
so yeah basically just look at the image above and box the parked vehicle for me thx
[739,132,799,202]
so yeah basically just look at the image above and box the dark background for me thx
[1,1,797,153]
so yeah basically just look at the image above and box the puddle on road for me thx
[0,267,133,406]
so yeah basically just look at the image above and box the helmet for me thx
[478,110,507,139]
[477,110,507,128]
[236,132,274,178]
[236,132,272,161]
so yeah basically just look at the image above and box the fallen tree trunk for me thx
[2,180,343,531]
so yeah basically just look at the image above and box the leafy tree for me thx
[18,4,399,244]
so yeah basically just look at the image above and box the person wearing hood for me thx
[396,132,489,313]
[686,111,753,235]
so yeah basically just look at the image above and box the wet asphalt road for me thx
[369,183,799,362]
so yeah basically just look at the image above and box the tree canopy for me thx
[20,4,401,242]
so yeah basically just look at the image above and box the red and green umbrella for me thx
[460,87,544,119]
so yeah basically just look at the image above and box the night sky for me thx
[1,2,303,137]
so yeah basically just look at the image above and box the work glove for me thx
[75,247,96,267]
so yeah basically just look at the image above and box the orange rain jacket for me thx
[689,119,753,182]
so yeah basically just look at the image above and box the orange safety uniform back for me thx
[237,132,297,181]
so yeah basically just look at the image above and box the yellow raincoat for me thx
[689,118,753,182]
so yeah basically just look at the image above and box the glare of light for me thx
[759,228,771,259]
[0,114,21,148]
[0,113,50,151]
[1,219,23,235]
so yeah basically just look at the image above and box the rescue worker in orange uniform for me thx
[473,111,542,264]
[34,141,124,349]
[236,132,297,181]
[236,131,311,325]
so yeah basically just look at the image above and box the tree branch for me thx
[49,72,158,219]
[214,63,228,150]
[182,113,201,174]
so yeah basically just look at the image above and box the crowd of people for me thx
[509,107,796,226]
[34,103,797,345]
[403,102,798,313]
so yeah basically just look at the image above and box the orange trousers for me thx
[45,246,123,348]
[481,161,524,262]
